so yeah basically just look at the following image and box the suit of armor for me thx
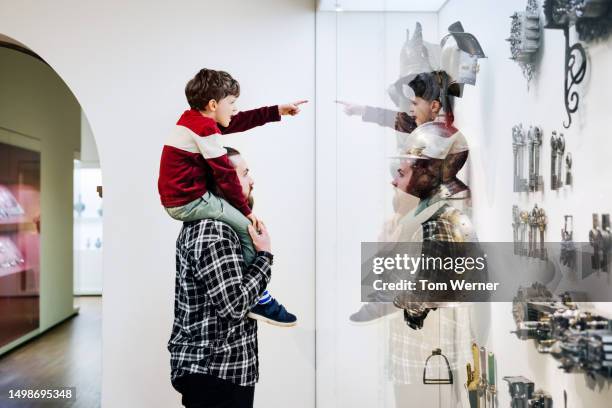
[390,120,484,329]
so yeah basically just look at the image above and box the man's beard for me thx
[247,191,254,210]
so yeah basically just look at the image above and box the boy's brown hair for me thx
[185,69,240,110]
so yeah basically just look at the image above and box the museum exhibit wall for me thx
[317,1,612,407]
[0,46,80,354]
[0,0,315,406]
[316,10,462,407]
[438,0,612,406]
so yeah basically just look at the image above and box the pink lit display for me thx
[0,142,40,348]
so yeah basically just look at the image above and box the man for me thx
[168,147,283,408]
[389,108,485,329]
[349,71,472,325]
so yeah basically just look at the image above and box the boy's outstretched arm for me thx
[335,100,417,133]
[219,100,308,134]
[278,100,308,116]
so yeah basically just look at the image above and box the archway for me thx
[0,34,102,407]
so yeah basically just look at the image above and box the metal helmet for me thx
[440,21,487,90]
[393,121,468,161]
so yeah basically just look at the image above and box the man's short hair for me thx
[409,71,459,124]
[185,69,240,110]
[408,71,458,103]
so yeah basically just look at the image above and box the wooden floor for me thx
[0,296,102,408]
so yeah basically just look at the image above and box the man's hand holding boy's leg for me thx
[248,221,271,253]
[246,213,262,232]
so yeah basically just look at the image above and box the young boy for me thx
[158,68,306,326]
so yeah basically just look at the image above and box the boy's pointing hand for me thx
[278,100,308,116]
[335,100,365,116]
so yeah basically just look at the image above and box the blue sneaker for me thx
[248,298,297,327]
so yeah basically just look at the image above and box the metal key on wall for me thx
[590,214,602,272]
[520,209,530,257]
[560,215,575,268]
[528,126,543,192]
[551,131,559,189]
[556,133,565,189]
[529,206,538,257]
[602,214,611,273]
[550,131,565,190]
[513,205,520,255]
[528,127,535,191]
[512,124,527,192]
[537,206,547,260]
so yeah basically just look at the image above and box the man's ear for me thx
[431,100,441,114]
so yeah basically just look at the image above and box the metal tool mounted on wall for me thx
[560,215,576,268]
[550,131,565,190]
[528,126,543,192]
[478,346,488,408]
[466,343,480,408]
[513,205,538,257]
[466,342,497,408]
[519,209,530,256]
[512,124,528,192]
[487,353,497,408]
[512,124,542,192]
[511,284,612,378]
[526,204,547,260]
[513,205,521,255]
[555,328,612,376]
[542,0,612,127]
[590,213,611,274]
[502,376,552,408]
[423,348,453,385]
[507,0,542,84]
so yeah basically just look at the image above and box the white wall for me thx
[80,111,100,165]
[0,1,315,407]
[439,0,612,406]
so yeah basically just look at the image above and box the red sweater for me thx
[158,106,280,215]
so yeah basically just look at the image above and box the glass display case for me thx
[316,1,612,407]
[315,9,489,408]
[0,141,40,348]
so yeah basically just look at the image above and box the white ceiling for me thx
[317,0,448,12]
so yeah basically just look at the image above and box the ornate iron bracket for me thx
[562,26,587,128]
[544,0,612,128]
[507,0,542,84]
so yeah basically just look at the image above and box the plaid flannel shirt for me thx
[389,202,483,384]
[168,219,272,386]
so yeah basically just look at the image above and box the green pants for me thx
[165,191,256,265]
